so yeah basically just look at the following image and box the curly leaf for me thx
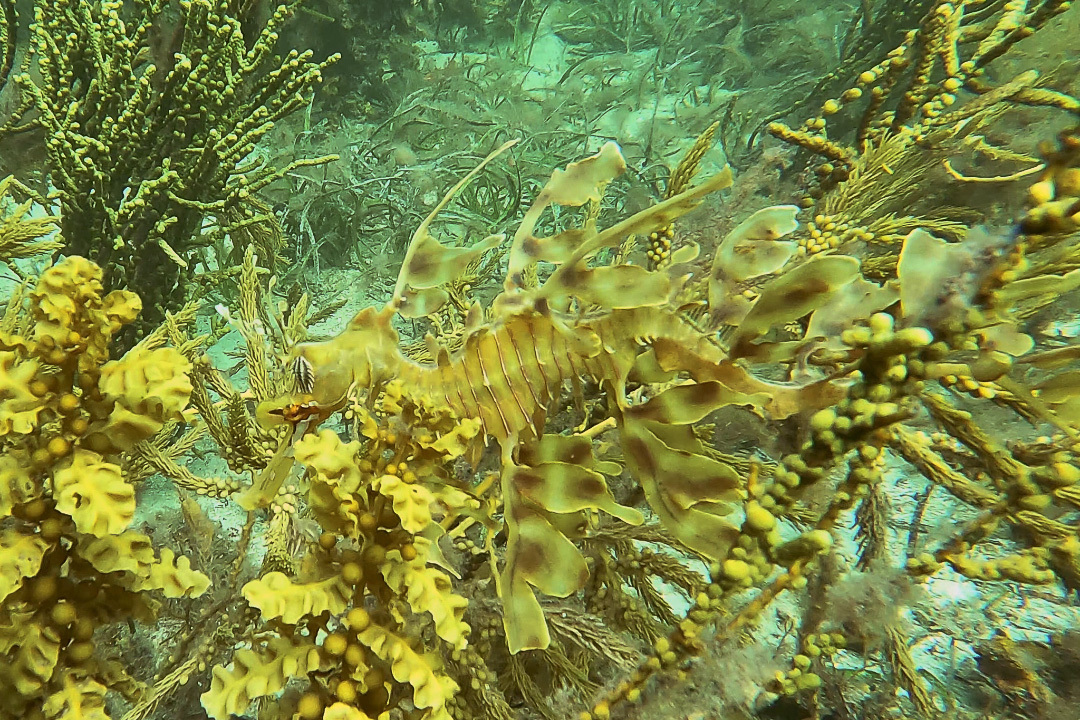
[133,548,210,598]
[381,550,470,650]
[5,622,61,695]
[52,449,134,536]
[0,453,40,516]
[242,571,350,624]
[79,531,156,575]
[376,476,435,533]
[0,351,45,435]
[97,346,193,447]
[358,624,457,719]
[201,637,322,720]
[0,529,49,602]
[418,417,482,459]
[324,704,376,720]
[42,673,110,720]
[80,533,207,598]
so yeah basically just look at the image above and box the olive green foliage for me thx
[4,0,336,341]
[278,0,856,285]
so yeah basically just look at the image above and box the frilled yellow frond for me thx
[200,638,324,720]
[242,572,352,625]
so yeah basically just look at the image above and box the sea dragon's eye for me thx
[291,354,315,394]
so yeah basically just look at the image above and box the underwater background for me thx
[1,1,1080,719]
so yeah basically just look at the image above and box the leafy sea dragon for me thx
[259,139,871,652]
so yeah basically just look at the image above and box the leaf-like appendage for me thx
[500,435,641,653]
[376,476,435,533]
[0,530,49,603]
[52,449,134,536]
[358,624,457,719]
[382,550,470,650]
[42,672,110,720]
[500,508,589,653]
[201,637,322,720]
[621,417,740,560]
[730,254,861,348]
[242,572,350,624]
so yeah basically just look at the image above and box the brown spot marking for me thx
[406,250,435,278]
[513,470,544,494]
[624,435,658,477]
[571,473,606,500]
[779,277,831,308]
[521,235,541,257]
[559,441,590,466]
[516,536,547,576]
[560,263,589,289]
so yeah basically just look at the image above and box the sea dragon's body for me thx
[265,140,861,651]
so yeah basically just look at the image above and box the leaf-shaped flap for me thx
[517,227,588,265]
[201,638,322,720]
[547,263,673,309]
[358,624,458,718]
[393,140,516,304]
[620,416,740,559]
[542,141,627,207]
[805,276,899,345]
[731,254,861,348]
[897,228,953,323]
[633,419,741,509]
[709,205,800,311]
[399,233,503,291]
[0,530,49,602]
[627,381,763,425]
[53,449,135,536]
[513,463,643,525]
[382,549,470,650]
[499,489,591,653]
[518,434,603,468]
[504,508,589,599]
[397,286,451,319]
[242,572,351,625]
[650,340,847,420]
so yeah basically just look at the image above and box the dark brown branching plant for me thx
[2,0,338,343]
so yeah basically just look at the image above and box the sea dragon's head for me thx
[256,306,401,428]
